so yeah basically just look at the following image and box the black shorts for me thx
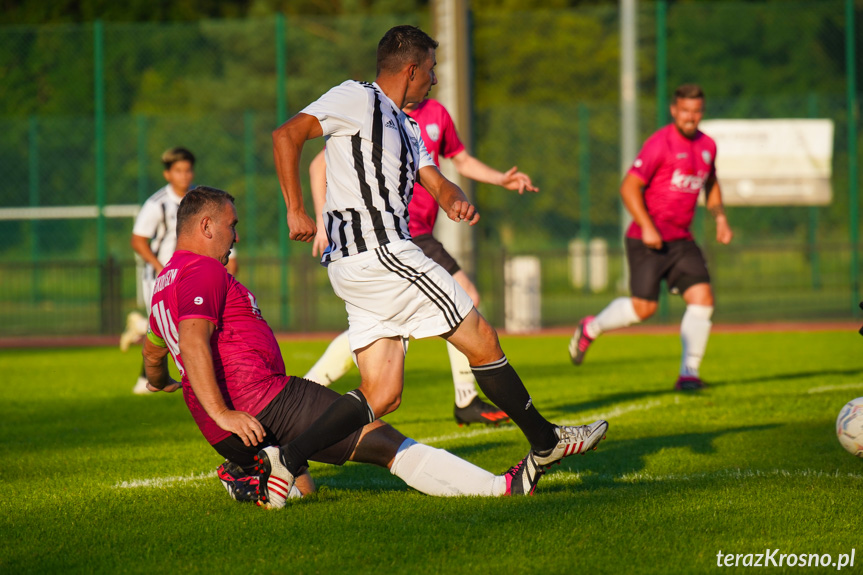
[626,237,711,301]
[212,376,362,473]
[411,233,461,275]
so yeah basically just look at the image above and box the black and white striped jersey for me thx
[301,80,435,264]
[132,184,183,279]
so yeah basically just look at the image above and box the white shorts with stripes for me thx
[327,240,474,352]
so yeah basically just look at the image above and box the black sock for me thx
[471,357,557,452]
[283,389,375,476]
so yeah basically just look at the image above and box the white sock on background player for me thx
[390,438,506,497]
[447,341,478,408]
[304,330,354,386]
[587,297,641,339]
[679,304,713,377]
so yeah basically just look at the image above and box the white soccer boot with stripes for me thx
[253,446,296,509]
[531,420,609,468]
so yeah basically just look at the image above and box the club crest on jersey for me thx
[426,123,440,142]
[702,150,712,164]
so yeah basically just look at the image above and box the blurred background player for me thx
[303,97,538,426]
[121,147,237,394]
[569,84,733,390]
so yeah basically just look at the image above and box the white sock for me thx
[588,297,641,338]
[447,341,478,408]
[390,438,506,497]
[680,304,713,377]
[303,331,354,386]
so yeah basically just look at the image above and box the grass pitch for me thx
[2,329,862,574]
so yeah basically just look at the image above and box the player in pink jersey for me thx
[569,84,733,390]
[142,186,550,506]
[304,98,538,425]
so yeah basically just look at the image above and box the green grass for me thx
[2,330,863,573]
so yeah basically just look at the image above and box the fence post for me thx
[656,0,667,125]
[29,116,40,303]
[807,92,821,290]
[244,110,258,291]
[847,0,859,313]
[275,12,290,329]
[136,114,148,204]
[579,103,592,294]
[656,1,670,323]
[94,20,106,264]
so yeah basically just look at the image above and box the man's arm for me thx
[309,148,330,257]
[178,318,265,447]
[131,235,163,273]
[272,112,324,243]
[417,165,479,225]
[142,336,181,392]
[449,151,538,194]
[620,172,663,249]
[704,175,733,245]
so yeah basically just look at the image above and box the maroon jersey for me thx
[406,99,466,237]
[626,124,717,242]
[148,250,286,444]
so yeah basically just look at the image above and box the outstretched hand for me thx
[447,199,480,226]
[501,166,539,194]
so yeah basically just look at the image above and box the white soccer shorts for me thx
[327,239,474,352]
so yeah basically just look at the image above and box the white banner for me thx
[699,119,834,206]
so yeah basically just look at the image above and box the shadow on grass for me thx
[540,423,781,494]
[711,368,863,387]
[550,388,678,417]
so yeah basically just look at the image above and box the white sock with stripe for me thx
[390,439,506,497]
[680,304,713,377]
[448,341,478,408]
[304,330,354,386]
[588,297,641,338]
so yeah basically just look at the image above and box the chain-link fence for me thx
[0,2,860,336]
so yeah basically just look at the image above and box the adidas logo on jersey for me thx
[385,119,397,130]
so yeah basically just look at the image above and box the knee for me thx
[369,390,401,417]
[632,299,658,320]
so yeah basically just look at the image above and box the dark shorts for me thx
[411,233,461,275]
[212,376,362,473]
[626,237,711,301]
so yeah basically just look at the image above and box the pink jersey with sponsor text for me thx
[148,250,286,445]
[626,124,717,242]
[406,99,466,237]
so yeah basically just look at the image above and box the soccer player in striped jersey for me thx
[303,97,537,426]
[265,25,607,507]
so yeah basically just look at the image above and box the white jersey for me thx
[301,80,436,264]
[132,184,183,280]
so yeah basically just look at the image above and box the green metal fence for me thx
[0,2,860,337]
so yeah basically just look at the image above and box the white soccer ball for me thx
[836,397,863,457]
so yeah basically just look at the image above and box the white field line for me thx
[115,470,216,489]
[807,382,863,394]
[542,468,863,485]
